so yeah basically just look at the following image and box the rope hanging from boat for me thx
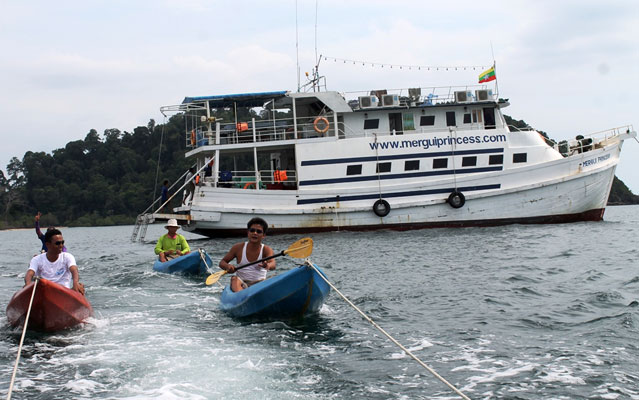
[450,127,458,192]
[151,117,167,207]
[7,278,39,400]
[373,133,383,200]
[305,261,470,400]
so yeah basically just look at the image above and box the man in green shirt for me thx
[155,219,191,262]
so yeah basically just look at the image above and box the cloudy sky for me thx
[1,0,638,190]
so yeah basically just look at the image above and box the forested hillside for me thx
[0,116,191,229]
[0,114,635,229]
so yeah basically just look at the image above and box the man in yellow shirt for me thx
[154,219,190,262]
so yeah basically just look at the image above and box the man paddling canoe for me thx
[218,217,275,292]
[154,219,191,262]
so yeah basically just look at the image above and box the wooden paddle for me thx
[205,237,313,286]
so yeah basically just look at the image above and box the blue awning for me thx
[182,91,288,108]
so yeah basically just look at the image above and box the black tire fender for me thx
[447,191,465,209]
[373,199,391,217]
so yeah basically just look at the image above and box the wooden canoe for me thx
[6,278,93,332]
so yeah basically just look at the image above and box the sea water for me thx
[0,206,638,399]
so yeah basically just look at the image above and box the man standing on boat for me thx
[25,228,85,295]
[218,217,275,292]
[155,219,191,262]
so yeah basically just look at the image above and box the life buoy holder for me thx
[373,199,391,217]
[447,191,465,209]
[243,182,256,189]
[313,117,330,134]
[190,130,196,146]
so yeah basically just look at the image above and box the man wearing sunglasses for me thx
[219,217,275,292]
[25,228,85,295]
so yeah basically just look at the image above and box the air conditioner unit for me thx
[359,95,379,109]
[454,91,472,103]
[381,94,400,107]
[475,89,493,101]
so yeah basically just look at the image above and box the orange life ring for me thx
[190,130,196,146]
[243,182,255,189]
[313,117,330,134]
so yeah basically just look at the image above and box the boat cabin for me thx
[162,85,517,191]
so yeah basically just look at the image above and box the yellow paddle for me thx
[205,237,313,286]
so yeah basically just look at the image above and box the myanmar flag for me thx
[478,66,496,83]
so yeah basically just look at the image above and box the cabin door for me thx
[483,108,496,129]
[389,113,403,135]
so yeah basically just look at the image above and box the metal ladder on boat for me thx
[131,213,156,242]
[131,159,213,242]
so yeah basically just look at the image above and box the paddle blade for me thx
[283,237,313,258]
[205,270,227,286]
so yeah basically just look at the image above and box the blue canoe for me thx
[220,263,330,319]
[153,251,212,275]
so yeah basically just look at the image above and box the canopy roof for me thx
[182,91,288,108]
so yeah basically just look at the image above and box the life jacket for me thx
[274,170,288,183]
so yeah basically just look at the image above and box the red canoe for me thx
[6,278,93,332]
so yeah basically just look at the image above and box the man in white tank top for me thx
[218,217,275,292]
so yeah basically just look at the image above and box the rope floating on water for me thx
[7,278,39,400]
[306,260,471,400]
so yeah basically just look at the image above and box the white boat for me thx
[143,80,635,238]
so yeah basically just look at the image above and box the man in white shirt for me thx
[25,228,85,295]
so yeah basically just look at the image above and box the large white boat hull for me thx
[180,142,622,237]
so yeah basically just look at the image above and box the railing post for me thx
[293,98,298,139]
[252,117,257,143]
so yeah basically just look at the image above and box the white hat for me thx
[165,219,180,229]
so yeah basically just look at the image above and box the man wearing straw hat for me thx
[154,219,191,262]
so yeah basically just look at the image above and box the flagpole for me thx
[493,61,499,97]
[490,42,498,97]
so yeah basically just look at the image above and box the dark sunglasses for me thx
[248,228,263,234]
[54,240,65,246]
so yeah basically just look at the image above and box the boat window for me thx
[376,162,391,173]
[420,115,435,126]
[463,113,471,124]
[513,153,527,163]
[403,113,415,131]
[389,113,403,135]
[346,165,362,175]
[446,111,456,127]
[364,119,379,130]
[489,154,503,165]
[462,156,477,167]
[483,108,496,129]
[433,158,448,169]
[472,110,483,123]
[405,160,420,171]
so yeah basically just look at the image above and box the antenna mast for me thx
[296,0,300,92]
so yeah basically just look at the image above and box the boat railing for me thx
[549,124,635,156]
[188,114,338,148]
[341,84,495,109]
[581,125,634,141]
[507,124,536,132]
[207,169,297,190]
